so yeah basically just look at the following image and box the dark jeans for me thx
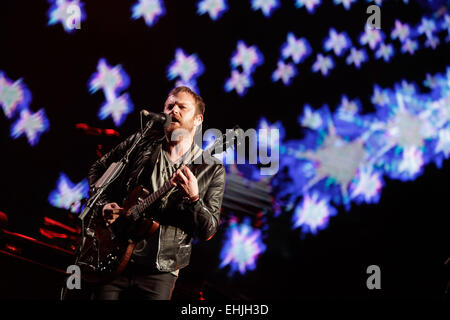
[94,263,178,300]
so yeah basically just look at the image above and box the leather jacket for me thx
[87,130,226,272]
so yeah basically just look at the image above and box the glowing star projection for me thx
[10,109,49,146]
[272,61,297,85]
[401,38,419,54]
[98,93,134,127]
[324,28,352,56]
[371,85,390,107]
[435,127,450,159]
[359,26,384,50]
[291,193,337,235]
[391,20,411,43]
[89,59,130,102]
[131,0,166,27]
[48,173,89,214]
[311,54,334,76]
[197,0,228,21]
[225,70,253,96]
[219,218,266,275]
[417,17,437,38]
[375,43,394,62]
[350,167,383,204]
[333,0,357,11]
[425,36,440,49]
[346,48,368,69]
[231,41,264,74]
[0,73,31,119]
[295,0,321,14]
[251,0,280,17]
[167,48,205,83]
[300,105,323,130]
[47,0,85,32]
[281,33,312,64]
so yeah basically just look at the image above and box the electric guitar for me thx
[76,127,240,284]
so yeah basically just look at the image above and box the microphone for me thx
[140,110,172,128]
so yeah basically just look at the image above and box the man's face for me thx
[163,92,200,135]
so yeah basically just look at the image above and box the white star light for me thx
[98,93,134,127]
[231,41,264,74]
[225,70,252,96]
[375,43,394,62]
[359,27,384,50]
[272,61,297,85]
[333,0,357,10]
[417,17,437,38]
[131,0,165,26]
[300,105,323,130]
[324,28,351,56]
[281,33,312,64]
[295,0,321,13]
[346,48,367,69]
[167,48,204,82]
[47,0,85,32]
[350,167,383,203]
[312,54,334,76]
[371,85,390,107]
[10,109,49,146]
[0,75,28,119]
[398,146,423,176]
[435,127,450,157]
[48,173,89,213]
[401,38,419,55]
[197,0,228,20]
[251,0,280,17]
[391,20,410,43]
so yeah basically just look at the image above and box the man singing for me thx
[87,86,226,300]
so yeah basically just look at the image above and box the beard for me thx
[165,115,195,142]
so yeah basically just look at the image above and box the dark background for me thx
[0,0,449,299]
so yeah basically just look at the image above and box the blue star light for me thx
[197,0,228,21]
[131,0,166,27]
[281,33,312,64]
[251,0,280,17]
[10,109,50,146]
[311,54,334,76]
[0,72,31,119]
[48,173,89,214]
[323,28,352,57]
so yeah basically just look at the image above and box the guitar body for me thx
[77,186,159,284]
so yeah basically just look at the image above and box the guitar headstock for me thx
[207,125,242,157]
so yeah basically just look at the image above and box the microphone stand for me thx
[60,118,156,300]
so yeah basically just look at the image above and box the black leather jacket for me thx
[87,131,226,272]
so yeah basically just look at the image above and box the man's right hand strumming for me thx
[102,202,123,226]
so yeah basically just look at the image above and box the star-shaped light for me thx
[371,85,390,107]
[350,166,383,204]
[345,48,368,69]
[230,41,264,74]
[98,93,134,126]
[299,104,323,130]
[251,0,280,17]
[89,58,130,102]
[10,109,49,146]
[272,61,297,85]
[424,36,440,49]
[375,43,394,62]
[0,73,31,119]
[219,218,266,275]
[435,126,450,158]
[295,0,321,14]
[337,95,360,120]
[311,54,334,76]
[292,193,337,235]
[324,28,352,56]
[333,0,357,10]
[417,17,437,38]
[391,20,410,43]
[281,33,312,64]
[224,70,253,96]
[401,38,419,55]
[359,26,384,50]
[167,48,205,82]
[131,0,166,26]
[197,0,228,20]
[397,146,424,177]
[47,0,85,33]
[48,173,89,214]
